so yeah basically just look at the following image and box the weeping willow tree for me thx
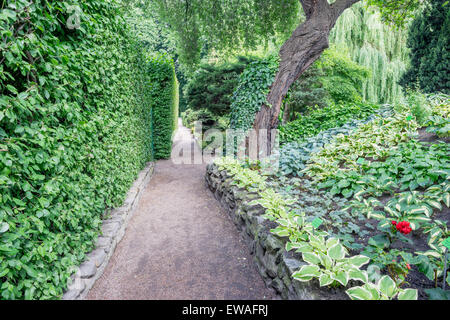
[330,2,410,104]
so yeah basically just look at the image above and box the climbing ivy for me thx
[229,55,279,132]
[0,0,169,300]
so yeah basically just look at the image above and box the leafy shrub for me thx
[181,108,217,130]
[148,53,179,159]
[229,55,279,132]
[279,102,380,144]
[0,0,173,299]
[317,47,370,104]
[277,107,393,176]
[184,56,254,116]
[282,46,370,123]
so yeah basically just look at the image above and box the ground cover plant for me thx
[214,93,450,300]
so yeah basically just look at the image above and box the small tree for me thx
[400,0,450,94]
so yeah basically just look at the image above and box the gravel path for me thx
[87,120,276,300]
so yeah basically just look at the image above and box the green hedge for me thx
[148,54,179,159]
[0,1,156,299]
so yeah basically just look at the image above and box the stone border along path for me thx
[81,119,276,300]
[62,162,155,300]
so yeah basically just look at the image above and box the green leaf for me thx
[332,270,349,286]
[319,273,333,287]
[327,243,346,260]
[348,269,368,283]
[292,265,320,281]
[0,222,9,234]
[302,252,321,265]
[346,286,373,300]
[348,255,371,268]
[378,275,396,297]
[398,288,418,300]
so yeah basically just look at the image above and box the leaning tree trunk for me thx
[253,0,360,152]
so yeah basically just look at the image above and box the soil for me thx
[86,120,277,300]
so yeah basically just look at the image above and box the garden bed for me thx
[206,163,349,300]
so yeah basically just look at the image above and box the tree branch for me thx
[299,0,331,19]
[330,0,361,19]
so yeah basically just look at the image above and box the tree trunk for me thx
[253,0,360,152]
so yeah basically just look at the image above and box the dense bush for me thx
[229,55,279,132]
[279,102,380,144]
[184,57,254,116]
[278,107,393,176]
[148,53,179,159]
[282,47,370,123]
[0,0,172,299]
[400,0,450,94]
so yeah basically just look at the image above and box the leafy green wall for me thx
[148,54,179,159]
[0,0,175,299]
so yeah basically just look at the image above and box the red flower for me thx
[406,263,411,270]
[391,220,397,226]
[396,221,412,235]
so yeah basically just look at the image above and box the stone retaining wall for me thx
[205,163,348,300]
[62,162,155,300]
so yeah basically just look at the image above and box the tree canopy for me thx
[154,0,421,68]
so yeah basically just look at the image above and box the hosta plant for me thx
[292,236,370,287]
[346,275,418,300]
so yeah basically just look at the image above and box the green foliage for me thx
[317,47,370,104]
[147,53,179,159]
[282,46,370,122]
[279,102,380,144]
[400,0,450,94]
[229,55,279,132]
[153,0,300,67]
[185,57,254,116]
[0,0,157,299]
[346,275,418,300]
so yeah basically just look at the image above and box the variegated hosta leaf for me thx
[292,265,320,282]
[327,243,346,260]
[378,275,397,298]
[346,286,374,300]
[348,269,369,284]
[302,252,321,265]
[326,237,340,249]
[348,255,371,268]
[397,288,418,300]
[331,271,349,286]
[293,242,314,253]
[319,252,333,270]
[319,273,333,287]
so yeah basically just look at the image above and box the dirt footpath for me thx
[87,120,276,299]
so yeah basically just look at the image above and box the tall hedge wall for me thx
[0,1,155,299]
[148,54,179,159]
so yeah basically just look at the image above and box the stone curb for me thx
[205,163,348,300]
[62,162,155,300]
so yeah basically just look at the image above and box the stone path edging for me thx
[205,163,348,300]
[62,162,155,300]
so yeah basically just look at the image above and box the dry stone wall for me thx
[205,163,348,300]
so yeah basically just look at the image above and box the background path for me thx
[87,120,276,299]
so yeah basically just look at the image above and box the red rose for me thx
[391,220,397,226]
